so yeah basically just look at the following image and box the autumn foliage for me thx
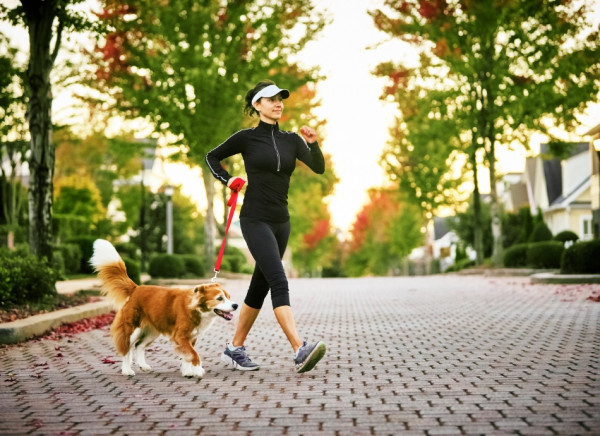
[346,188,423,276]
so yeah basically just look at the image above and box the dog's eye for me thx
[217,296,224,301]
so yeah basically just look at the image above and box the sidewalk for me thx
[1,275,599,434]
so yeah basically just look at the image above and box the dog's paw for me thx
[122,367,135,376]
[181,361,205,378]
[138,362,152,371]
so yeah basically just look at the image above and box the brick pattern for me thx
[1,276,599,435]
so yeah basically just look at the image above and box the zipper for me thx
[271,125,281,172]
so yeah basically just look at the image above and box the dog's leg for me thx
[121,348,135,376]
[174,336,205,378]
[111,306,138,376]
[134,326,159,371]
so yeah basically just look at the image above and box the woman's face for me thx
[254,94,284,124]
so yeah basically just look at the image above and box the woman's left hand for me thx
[300,126,317,143]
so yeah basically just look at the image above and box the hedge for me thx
[526,241,564,269]
[0,252,58,308]
[148,254,186,278]
[561,240,600,274]
[529,222,553,242]
[66,236,97,274]
[178,254,205,277]
[503,243,529,267]
[122,256,141,284]
[553,230,579,244]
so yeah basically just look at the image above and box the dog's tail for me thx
[90,239,137,308]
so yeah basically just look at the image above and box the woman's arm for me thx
[297,126,325,174]
[205,131,244,185]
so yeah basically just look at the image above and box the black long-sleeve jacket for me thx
[206,120,325,222]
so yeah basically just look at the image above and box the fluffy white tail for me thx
[90,239,121,270]
[90,239,136,308]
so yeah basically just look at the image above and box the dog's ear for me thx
[193,285,205,294]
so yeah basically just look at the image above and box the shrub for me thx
[0,252,59,308]
[122,256,141,284]
[503,243,529,267]
[553,230,579,244]
[218,246,249,273]
[50,250,66,279]
[66,236,97,274]
[114,242,140,261]
[527,241,564,269]
[561,240,600,274]
[55,243,82,275]
[445,258,476,273]
[178,254,205,277]
[148,254,185,278]
[529,222,553,242]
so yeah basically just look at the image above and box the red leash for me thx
[212,178,245,282]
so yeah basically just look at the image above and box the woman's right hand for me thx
[227,177,247,191]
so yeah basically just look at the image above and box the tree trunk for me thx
[488,139,503,265]
[469,141,484,265]
[24,1,59,260]
[201,165,217,274]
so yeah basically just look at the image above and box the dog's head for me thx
[192,283,237,321]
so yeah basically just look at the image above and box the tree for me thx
[91,0,327,271]
[370,0,600,265]
[1,0,100,259]
[284,84,339,276]
[346,187,423,276]
[0,33,28,248]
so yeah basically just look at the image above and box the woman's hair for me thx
[244,80,276,117]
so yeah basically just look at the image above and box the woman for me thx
[205,80,326,373]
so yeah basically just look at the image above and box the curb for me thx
[530,272,600,284]
[0,300,113,345]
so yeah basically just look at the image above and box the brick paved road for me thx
[1,276,599,435]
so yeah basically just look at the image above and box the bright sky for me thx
[294,0,410,233]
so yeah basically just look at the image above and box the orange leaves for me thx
[349,189,400,251]
[303,219,330,250]
[418,0,448,20]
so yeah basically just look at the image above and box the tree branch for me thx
[50,14,64,66]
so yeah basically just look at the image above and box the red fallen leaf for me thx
[54,346,61,351]
[31,419,44,428]
[587,295,600,302]
[40,312,115,340]
[102,356,116,364]
[56,353,64,358]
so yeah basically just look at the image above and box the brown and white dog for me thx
[89,239,237,378]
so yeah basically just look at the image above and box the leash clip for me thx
[211,269,219,283]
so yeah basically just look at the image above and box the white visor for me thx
[252,84,290,105]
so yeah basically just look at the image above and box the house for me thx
[502,142,593,240]
[584,123,600,239]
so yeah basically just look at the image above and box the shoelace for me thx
[232,347,253,364]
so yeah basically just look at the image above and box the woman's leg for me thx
[273,305,303,352]
[240,219,302,351]
[231,303,260,347]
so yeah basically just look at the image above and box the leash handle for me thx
[213,179,245,281]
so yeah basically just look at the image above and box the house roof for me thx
[539,142,589,206]
[433,216,450,240]
[584,123,600,136]
[547,175,590,211]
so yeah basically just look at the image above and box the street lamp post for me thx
[165,185,174,254]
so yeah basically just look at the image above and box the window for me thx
[581,215,593,241]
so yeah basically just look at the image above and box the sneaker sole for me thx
[296,341,326,373]
[220,353,260,371]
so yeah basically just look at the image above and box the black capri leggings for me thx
[240,218,291,309]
